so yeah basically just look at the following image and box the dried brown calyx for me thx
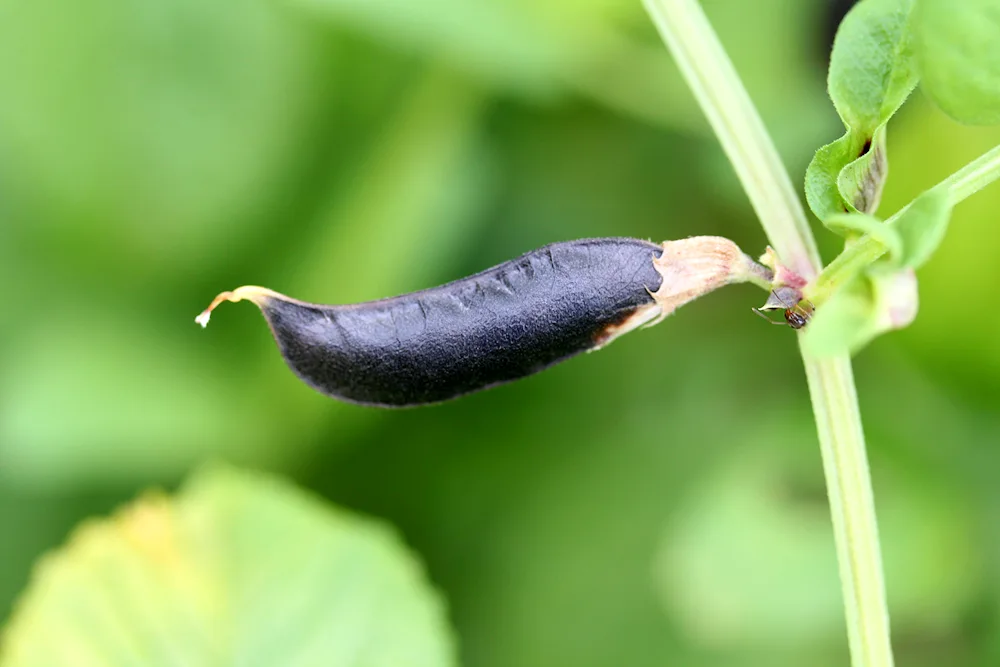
[648,235,773,322]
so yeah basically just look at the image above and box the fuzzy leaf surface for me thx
[805,0,918,222]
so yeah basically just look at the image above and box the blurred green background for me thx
[1,0,999,664]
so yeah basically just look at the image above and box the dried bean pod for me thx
[197,236,760,406]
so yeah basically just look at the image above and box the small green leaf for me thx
[915,0,1000,125]
[804,269,918,357]
[836,128,888,214]
[803,277,879,357]
[806,125,889,223]
[828,0,918,133]
[0,466,456,667]
[805,135,857,221]
[805,0,918,222]
[825,212,903,262]
[893,186,953,268]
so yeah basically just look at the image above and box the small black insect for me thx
[753,287,815,330]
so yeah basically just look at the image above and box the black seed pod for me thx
[197,236,762,407]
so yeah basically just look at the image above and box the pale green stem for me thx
[810,143,1000,304]
[804,356,892,666]
[641,0,822,280]
[642,1,894,666]
[945,142,1000,203]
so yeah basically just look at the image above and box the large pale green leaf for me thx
[915,0,1000,125]
[805,0,918,222]
[0,466,455,667]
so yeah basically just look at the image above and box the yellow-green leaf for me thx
[0,466,456,667]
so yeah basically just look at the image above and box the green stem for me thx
[944,142,1000,203]
[641,0,821,281]
[642,1,894,665]
[809,143,1000,304]
[804,356,892,666]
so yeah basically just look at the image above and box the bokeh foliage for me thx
[1,0,999,665]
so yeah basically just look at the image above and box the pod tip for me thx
[194,290,237,328]
[194,286,282,328]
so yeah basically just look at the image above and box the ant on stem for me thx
[753,286,815,330]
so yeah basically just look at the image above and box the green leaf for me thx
[836,128,888,214]
[825,212,903,262]
[803,269,918,357]
[805,134,858,221]
[805,126,889,222]
[803,277,879,357]
[893,186,953,268]
[0,466,456,667]
[805,0,918,222]
[915,0,1000,125]
[828,0,918,133]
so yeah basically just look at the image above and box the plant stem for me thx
[642,1,894,665]
[641,0,821,281]
[944,142,1000,204]
[804,356,892,666]
[809,143,1000,304]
